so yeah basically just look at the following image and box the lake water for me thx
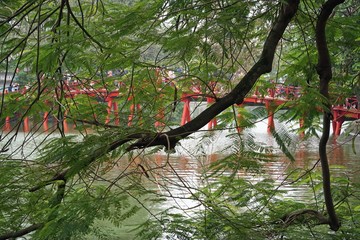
[89,119,359,239]
[1,105,359,239]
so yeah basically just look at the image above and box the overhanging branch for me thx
[26,2,301,236]
[30,0,301,191]
[128,0,300,150]
[279,209,329,227]
[0,223,44,240]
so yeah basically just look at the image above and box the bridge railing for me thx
[343,96,359,110]
[333,96,359,110]
[2,81,356,110]
[251,84,301,99]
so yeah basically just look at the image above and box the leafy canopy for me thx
[0,0,359,239]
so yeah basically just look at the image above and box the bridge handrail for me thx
[2,81,359,112]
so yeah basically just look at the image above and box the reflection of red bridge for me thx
[2,83,359,135]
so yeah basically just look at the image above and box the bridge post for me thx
[43,112,49,131]
[4,116,11,130]
[105,100,113,124]
[63,111,69,133]
[265,101,275,133]
[207,97,217,129]
[105,100,120,125]
[113,102,119,125]
[181,94,191,125]
[128,103,141,126]
[23,117,29,132]
[236,104,244,133]
[332,110,345,136]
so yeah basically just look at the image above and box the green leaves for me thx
[0,0,359,239]
[32,185,141,240]
[271,126,295,162]
[0,160,52,235]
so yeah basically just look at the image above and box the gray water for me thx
[1,105,359,239]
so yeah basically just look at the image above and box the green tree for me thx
[0,0,359,239]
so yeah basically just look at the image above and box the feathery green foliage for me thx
[0,0,359,239]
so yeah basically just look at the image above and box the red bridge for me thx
[2,83,359,136]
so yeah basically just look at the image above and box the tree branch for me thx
[128,0,300,150]
[18,4,301,239]
[29,132,149,191]
[29,0,300,193]
[0,223,44,240]
[279,209,329,227]
[316,0,345,232]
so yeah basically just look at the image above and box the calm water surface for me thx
[1,111,359,239]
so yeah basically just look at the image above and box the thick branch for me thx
[129,0,300,150]
[30,0,300,192]
[29,132,147,191]
[28,2,301,231]
[280,209,329,227]
[316,0,345,91]
[316,0,344,232]
[0,223,44,240]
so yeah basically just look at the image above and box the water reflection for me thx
[1,116,359,238]
[2,118,359,194]
[107,132,358,211]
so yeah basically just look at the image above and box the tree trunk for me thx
[316,0,345,231]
